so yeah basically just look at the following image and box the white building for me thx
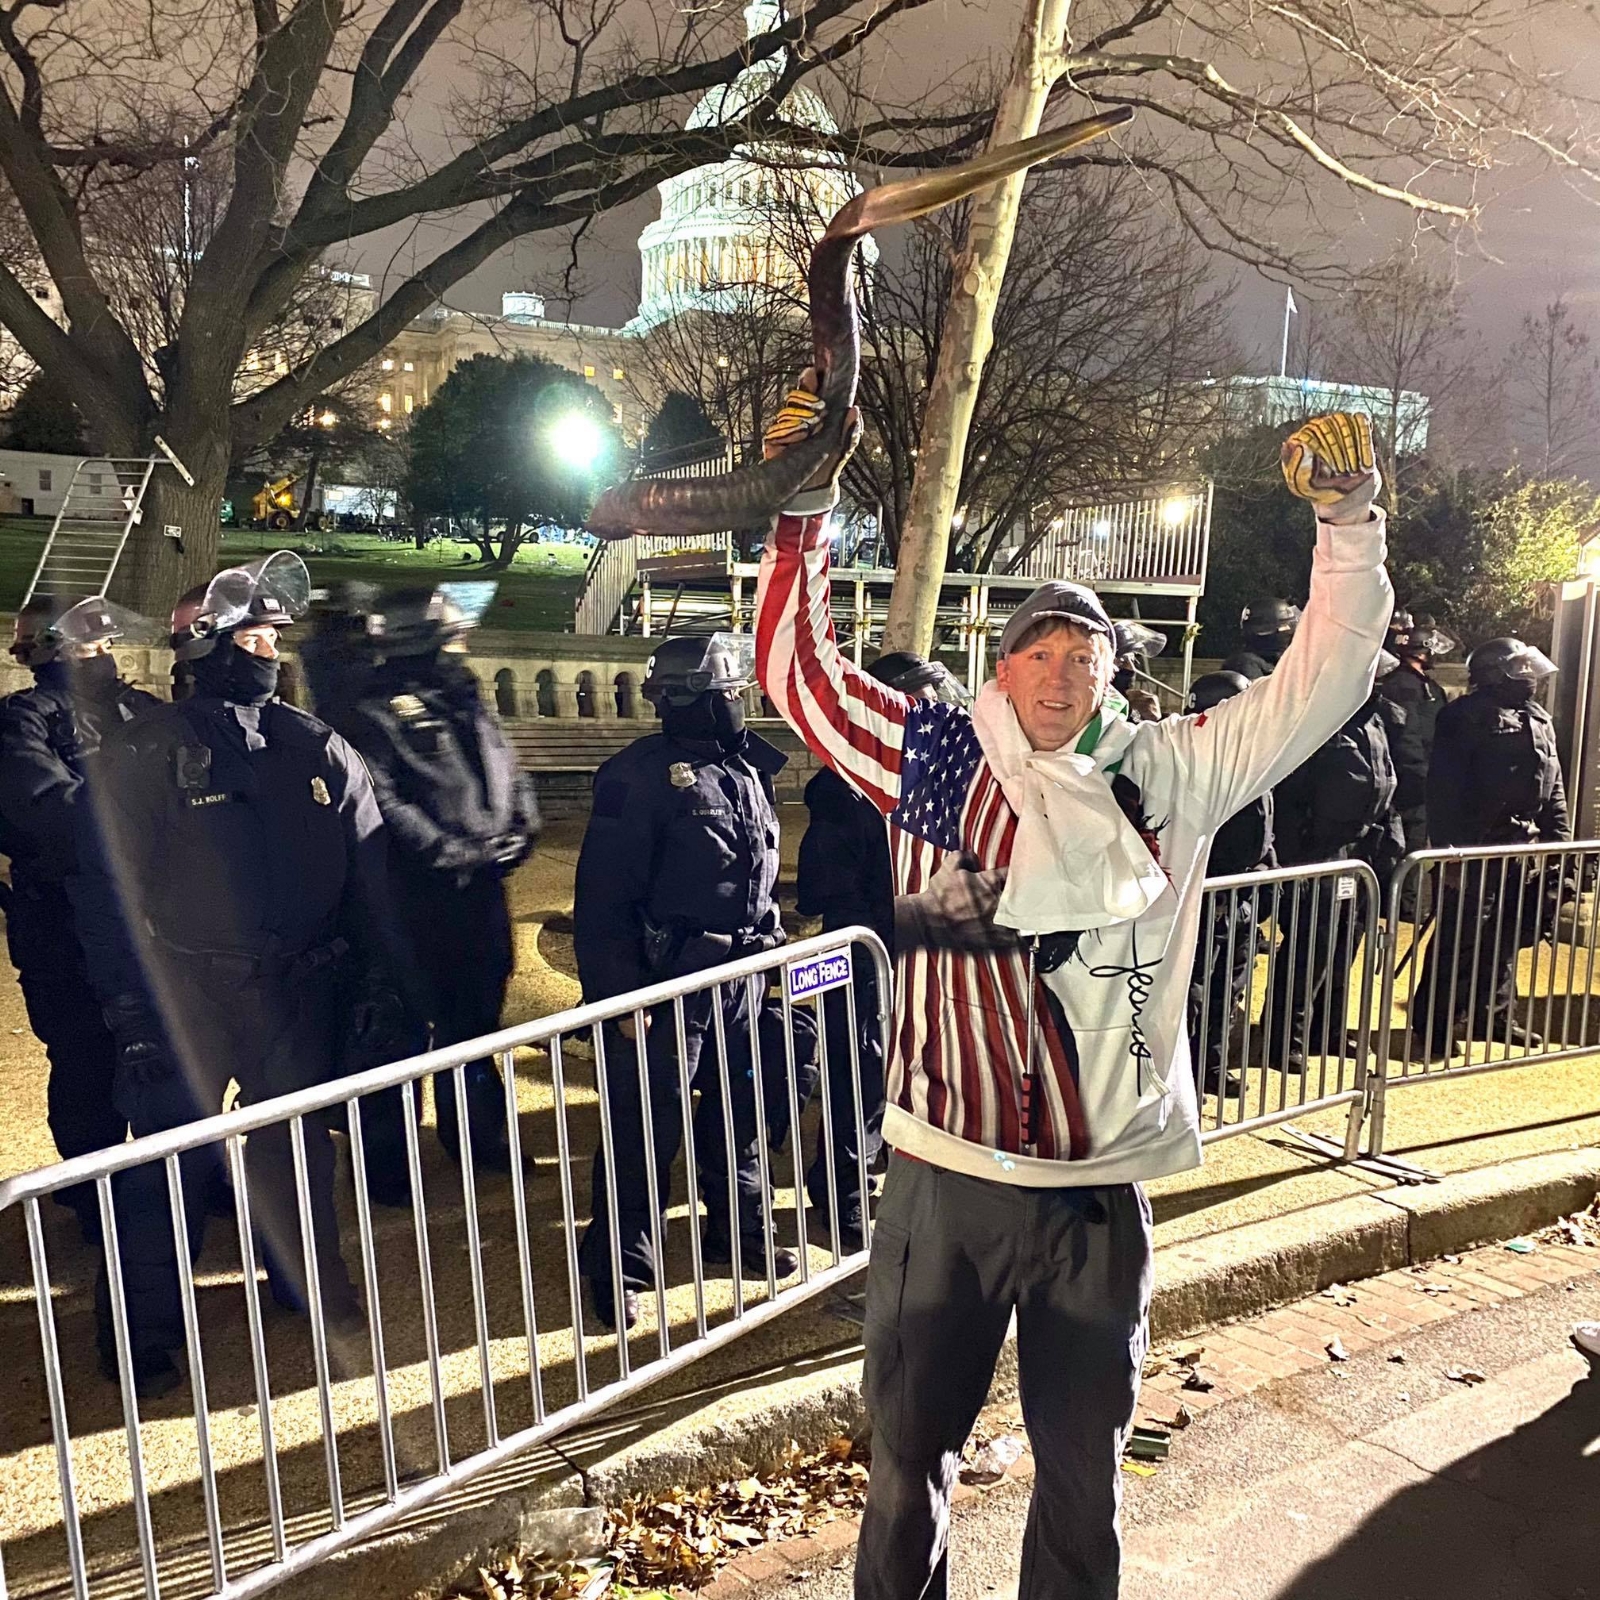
[631,0,874,329]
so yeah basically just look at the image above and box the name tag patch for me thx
[788,948,853,1002]
[187,792,233,808]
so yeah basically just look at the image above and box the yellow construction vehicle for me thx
[252,476,298,530]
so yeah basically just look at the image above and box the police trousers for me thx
[362,869,516,1173]
[1416,863,1542,1047]
[8,889,125,1225]
[806,957,885,1210]
[105,953,355,1358]
[578,974,816,1295]
[1187,893,1258,1086]
[855,1157,1152,1600]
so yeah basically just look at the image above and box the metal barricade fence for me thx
[1372,840,1600,1154]
[1191,860,1382,1160]
[0,927,889,1600]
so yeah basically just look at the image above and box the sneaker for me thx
[1572,1322,1600,1370]
[99,1345,183,1400]
[589,1282,640,1333]
[702,1230,801,1280]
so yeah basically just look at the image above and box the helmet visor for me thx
[51,596,146,649]
[202,550,312,633]
[686,631,757,695]
[436,581,498,629]
[1115,621,1166,659]
[1501,644,1558,682]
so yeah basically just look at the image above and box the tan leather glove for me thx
[762,367,861,516]
[894,852,1017,953]
[1281,412,1381,525]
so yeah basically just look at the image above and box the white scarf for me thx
[971,681,1172,935]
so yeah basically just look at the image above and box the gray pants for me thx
[855,1156,1153,1600]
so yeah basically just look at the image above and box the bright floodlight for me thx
[1161,497,1190,526]
[548,411,606,471]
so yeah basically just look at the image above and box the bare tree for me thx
[1325,258,1484,521]
[882,0,1600,653]
[0,0,942,612]
[1508,297,1600,479]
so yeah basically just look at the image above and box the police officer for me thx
[795,651,965,1245]
[1379,611,1455,860]
[303,583,538,1184]
[73,553,393,1396]
[1222,597,1300,680]
[1419,638,1568,1053]
[1267,655,1406,1071]
[574,634,807,1330]
[1183,671,1274,1091]
[1112,620,1167,721]
[0,597,159,1234]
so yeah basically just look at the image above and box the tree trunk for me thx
[111,464,226,619]
[882,0,1069,656]
[296,448,324,532]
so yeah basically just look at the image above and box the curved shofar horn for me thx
[589,105,1134,539]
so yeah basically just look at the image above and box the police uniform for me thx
[1418,687,1569,1046]
[320,659,539,1168]
[73,694,390,1367]
[1218,649,1277,682]
[1187,788,1275,1090]
[1379,659,1448,856]
[0,661,157,1227]
[1267,695,1404,1067]
[795,765,889,1226]
[574,725,809,1319]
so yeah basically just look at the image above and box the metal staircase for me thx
[20,436,193,607]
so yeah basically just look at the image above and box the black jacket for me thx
[319,663,539,885]
[1274,696,1404,870]
[1426,691,1569,848]
[1378,663,1448,812]
[797,767,895,950]
[71,697,391,1001]
[1219,649,1277,682]
[1207,791,1275,879]
[574,729,786,1002]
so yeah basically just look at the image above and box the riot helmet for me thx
[641,632,756,709]
[1240,596,1300,660]
[1466,637,1557,689]
[1396,613,1456,663]
[10,594,134,667]
[1386,608,1415,653]
[171,550,311,661]
[867,650,970,706]
[1113,621,1167,660]
[1187,670,1251,714]
[364,581,497,657]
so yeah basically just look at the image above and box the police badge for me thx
[311,776,331,805]
[668,762,696,789]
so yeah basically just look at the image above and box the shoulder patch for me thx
[592,778,629,819]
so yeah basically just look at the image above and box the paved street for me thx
[727,1243,1600,1599]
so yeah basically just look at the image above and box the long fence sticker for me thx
[787,948,853,1003]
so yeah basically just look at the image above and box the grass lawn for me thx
[0,520,590,633]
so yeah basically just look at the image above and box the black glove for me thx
[102,992,173,1087]
[342,971,424,1075]
[893,853,1017,953]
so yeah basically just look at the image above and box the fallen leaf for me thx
[1181,1370,1215,1393]
[1442,1253,1461,1264]
[1326,1337,1349,1362]
[1121,1460,1160,1477]
[1320,1285,1357,1307]
[1445,1367,1488,1385]
[1417,1282,1452,1295]
[1504,1239,1536,1255]
[1388,1352,1407,1365]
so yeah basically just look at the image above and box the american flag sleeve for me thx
[755,512,910,815]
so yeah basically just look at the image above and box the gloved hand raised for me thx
[894,852,1016,953]
[1281,412,1381,525]
[102,992,173,1087]
[762,367,862,517]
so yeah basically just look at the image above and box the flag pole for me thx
[1279,286,1295,379]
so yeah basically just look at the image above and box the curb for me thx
[300,1148,1600,1597]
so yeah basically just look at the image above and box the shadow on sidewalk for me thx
[1275,1365,1600,1598]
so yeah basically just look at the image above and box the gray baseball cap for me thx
[998,581,1114,657]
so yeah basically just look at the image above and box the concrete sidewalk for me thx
[0,816,1598,1600]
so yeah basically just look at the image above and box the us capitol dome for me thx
[631,0,877,329]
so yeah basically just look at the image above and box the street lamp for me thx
[547,411,606,472]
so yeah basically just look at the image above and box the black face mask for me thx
[1482,677,1537,708]
[189,636,280,705]
[660,691,745,752]
[71,652,121,698]
[1253,632,1290,662]
[1112,665,1135,694]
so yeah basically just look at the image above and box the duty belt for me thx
[148,925,350,981]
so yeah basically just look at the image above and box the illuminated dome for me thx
[633,1,875,328]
